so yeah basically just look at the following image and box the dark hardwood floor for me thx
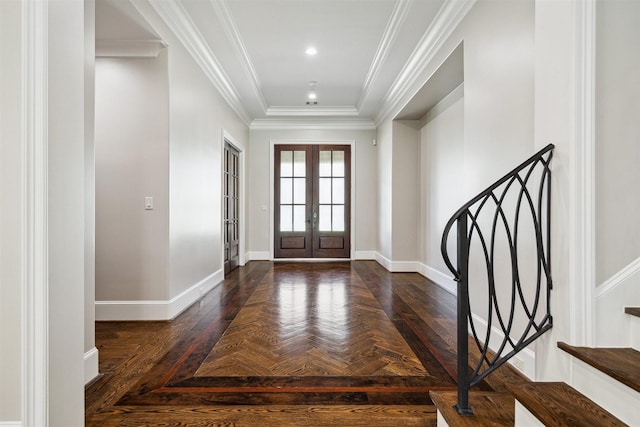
[86,261,523,426]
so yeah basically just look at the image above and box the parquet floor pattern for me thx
[86,261,524,426]
[197,264,427,377]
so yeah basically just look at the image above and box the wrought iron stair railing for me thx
[440,144,554,415]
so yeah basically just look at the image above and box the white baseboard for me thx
[389,260,419,272]
[84,346,99,385]
[375,252,392,270]
[95,269,223,321]
[246,251,270,261]
[169,269,223,318]
[0,422,22,427]
[470,313,536,380]
[374,253,419,272]
[354,251,377,260]
[418,263,457,295]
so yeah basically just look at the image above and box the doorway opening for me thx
[224,141,240,274]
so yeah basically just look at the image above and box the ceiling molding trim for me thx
[95,39,167,58]
[375,0,476,125]
[357,0,411,110]
[211,0,268,112]
[145,0,251,125]
[266,106,359,117]
[250,118,376,131]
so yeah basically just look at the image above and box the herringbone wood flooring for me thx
[86,261,524,426]
[197,264,427,377]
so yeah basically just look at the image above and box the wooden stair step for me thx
[505,382,627,427]
[625,307,640,318]
[558,342,640,393]
[429,391,514,427]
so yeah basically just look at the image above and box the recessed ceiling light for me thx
[308,92,317,100]
[305,47,317,56]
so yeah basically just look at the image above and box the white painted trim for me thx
[269,140,356,261]
[357,0,411,111]
[251,118,376,131]
[354,251,377,260]
[0,422,22,427]
[95,39,166,58]
[139,0,251,125]
[389,261,419,272]
[374,253,419,273]
[95,270,223,321]
[211,0,268,112]
[570,0,596,346]
[436,410,448,427]
[515,402,545,427]
[84,347,99,385]
[246,251,270,261]
[274,258,353,263]
[21,0,49,425]
[569,353,640,425]
[169,269,223,318]
[418,263,457,296]
[470,313,537,380]
[375,0,476,124]
[596,255,640,298]
[375,252,392,271]
[265,106,359,117]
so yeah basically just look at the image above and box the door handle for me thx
[313,211,318,221]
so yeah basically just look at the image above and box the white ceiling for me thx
[96,0,448,124]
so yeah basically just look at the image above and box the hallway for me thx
[85,261,523,426]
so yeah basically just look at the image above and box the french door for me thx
[224,142,240,274]
[274,144,351,258]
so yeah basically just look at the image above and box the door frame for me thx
[269,140,356,260]
[221,130,246,271]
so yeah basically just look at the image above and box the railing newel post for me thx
[455,212,473,415]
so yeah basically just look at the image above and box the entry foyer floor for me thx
[85,261,523,426]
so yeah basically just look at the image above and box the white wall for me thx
[248,128,377,259]
[377,120,393,261]
[595,0,640,283]
[593,0,640,346]
[48,1,87,425]
[167,41,249,299]
[95,3,250,319]
[380,0,538,372]
[0,0,23,421]
[391,121,420,265]
[419,85,465,285]
[95,52,170,302]
[84,0,98,382]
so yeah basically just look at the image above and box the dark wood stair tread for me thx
[429,391,514,427]
[558,342,640,393]
[505,382,627,427]
[625,307,640,318]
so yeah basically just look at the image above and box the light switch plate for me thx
[144,196,153,210]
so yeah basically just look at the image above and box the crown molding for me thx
[266,106,359,117]
[375,0,476,124]
[211,0,268,112]
[357,0,411,111]
[142,0,251,125]
[250,118,376,131]
[95,39,166,58]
